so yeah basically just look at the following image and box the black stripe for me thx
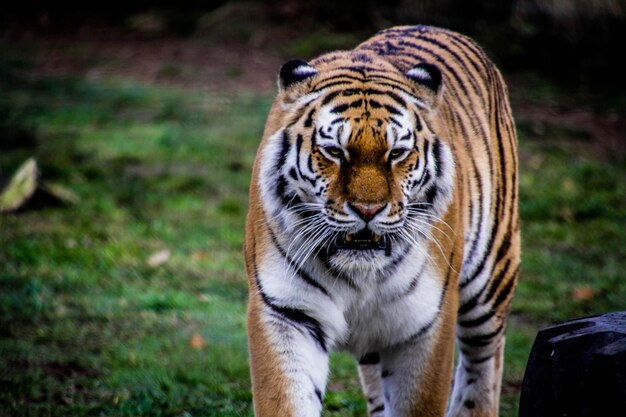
[367,81,420,102]
[413,112,423,131]
[458,278,489,316]
[459,322,505,347]
[369,98,382,108]
[363,88,407,107]
[313,80,354,94]
[422,138,430,164]
[495,74,519,216]
[349,98,364,108]
[492,267,518,309]
[260,290,328,352]
[432,137,443,177]
[296,140,320,194]
[389,117,403,127]
[330,103,349,114]
[495,230,513,265]
[336,65,382,75]
[330,98,365,114]
[384,104,402,115]
[314,388,323,403]
[398,131,412,142]
[267,227,331,297]
[275,175,303,209]
[483,258,511,304]
[275,175,289,203]
[313,73,369,87]
[366,74,424,91]
[367,72,416,85]
[304,108,316,127]
[494,103,507,222]
[359,352,380,365]
[371,404,385,413]
[458,295,478,316]
[341,88,364,96]
[458,309,495,328]
[255,273,327,352]
[423,185,438,205]
[295,133,304,176]
[409,170,428,194]
[276,131,290,170]
[389,313,438,349]
[468,353,494,364]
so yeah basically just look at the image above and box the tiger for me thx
[244,25,520,417]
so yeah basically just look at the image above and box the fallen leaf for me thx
[571,286,595,302]
[189,333,207,350]
[147,249,171,267]
[41,181,80,204]
[0,158,38,212]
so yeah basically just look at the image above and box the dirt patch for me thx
[8,358,100,381]
[514,101,625,159]
[38,360,99,381]
[24,31,285,94]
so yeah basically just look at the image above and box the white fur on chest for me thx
[258,242,444,356]
[336,249,442,356]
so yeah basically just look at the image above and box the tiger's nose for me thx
[347,202,387,221]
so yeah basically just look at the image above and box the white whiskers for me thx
[283,202,333,282]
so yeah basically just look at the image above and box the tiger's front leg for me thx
[358,307,457,417]
[247,290,329,417]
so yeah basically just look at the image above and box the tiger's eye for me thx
[324,146,344,160]
[388,148,408,162]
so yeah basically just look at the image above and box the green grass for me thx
[1,50,625,417]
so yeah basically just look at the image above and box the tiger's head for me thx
[258,52,455,276]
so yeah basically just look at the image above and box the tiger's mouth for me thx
[334,229,391,255]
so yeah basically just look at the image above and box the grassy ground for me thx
[1,42,625,417]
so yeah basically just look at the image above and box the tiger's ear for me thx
[405,63,442,107]
[278,59,318,101]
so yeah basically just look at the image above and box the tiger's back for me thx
[245,25,519,417]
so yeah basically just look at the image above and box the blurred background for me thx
[1,1,624,416]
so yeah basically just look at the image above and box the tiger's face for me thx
[259,56,454,275]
